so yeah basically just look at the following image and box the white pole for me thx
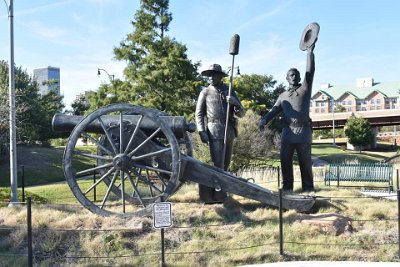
[332,99,336,146]
[8,0,18,205]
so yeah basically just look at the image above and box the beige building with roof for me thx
[311,78,400,115]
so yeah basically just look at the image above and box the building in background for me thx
[311,78,400,115]
[33,66,60,95]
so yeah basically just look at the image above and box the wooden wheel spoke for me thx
[131,168,163,193]
[126,172,145,207]
[84,167,116,195]
[73,150,113,161]
[100,171,118,209]
[124,115,143,154]
[97,116,119,155]
[120,170,126,213]
[155,172,168,187]
[80,131,114,156]
[131,147,171,161]
[146,169,154,197]
[127,127,162,157]
[125,170,139,197]
[76,162,114,177]
[119,113,124,154]
[133,163,172,175]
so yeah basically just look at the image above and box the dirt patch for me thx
[299,213,354,235]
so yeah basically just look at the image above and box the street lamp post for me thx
[331,98,336,146]
[6,0,18,205]
[227,66,241,76]
[97,68,115,81]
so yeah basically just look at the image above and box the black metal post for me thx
[93,165,96,202]
[278,188,284,256]
[27,197,33,267]
[397,169,399,190]
[160,196,166,267]
[327,166,331,187]
[161,228,165,267]
[277,166,280,188]
[397,189,400,259]
[21,165,25,203]
[337,165,340,188]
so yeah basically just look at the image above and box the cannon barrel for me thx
[52,114,196,138]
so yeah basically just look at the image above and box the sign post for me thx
[153,201,173,267]
[153,202,173,229]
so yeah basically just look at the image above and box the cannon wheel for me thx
[63,103,182,217]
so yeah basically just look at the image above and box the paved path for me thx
[361,191,398,200]
[240,261,400,267]
[311,156,328,167]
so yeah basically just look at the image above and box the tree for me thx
[91,0,203,119]
[37,90,65,144]
[0,80,7,156]
[232,74,285,114]
[0,60,64,146]
[191,110,278,172]
[70,92,92,115]
[231,74,285,134]
[335,105,347,113]
[344,116,373,152]
[230,110,277,171]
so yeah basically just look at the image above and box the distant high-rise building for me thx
[33,66,60,95]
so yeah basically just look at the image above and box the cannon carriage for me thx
[52,103,315,217]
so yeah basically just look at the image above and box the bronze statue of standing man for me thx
[195,64,246,203]
[258,23,319,193]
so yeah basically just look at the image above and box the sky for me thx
[1,0,399,110]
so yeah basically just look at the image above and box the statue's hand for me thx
[226,96,239,107]
[199,131,209,144]
[308,40,316,52]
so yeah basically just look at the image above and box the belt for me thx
[207,117,226,123]
[285,121,311,127]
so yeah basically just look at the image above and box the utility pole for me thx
[332,98,336,147]
[7,0,18,205]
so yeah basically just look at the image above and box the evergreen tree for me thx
[109,0,203,119]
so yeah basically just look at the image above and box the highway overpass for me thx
[311,109,400,130]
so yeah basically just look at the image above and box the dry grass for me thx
[0,182,399,266]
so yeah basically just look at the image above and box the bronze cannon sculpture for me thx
[53,103,315,217]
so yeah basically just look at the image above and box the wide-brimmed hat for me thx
[201,64,228,77]
[299,22,320,51]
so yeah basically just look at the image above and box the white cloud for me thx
[14,0,74,17]
[29,22,67,39]
[60,51,125,109]
[236,1,293,32]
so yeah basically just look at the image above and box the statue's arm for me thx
[231,91,246,118]
[195,90,207,132]
[305,44,315,86]
[258,99,282,129]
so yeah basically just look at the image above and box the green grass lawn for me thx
[0,145,96,187]
[312,143,398,163]
[1,143,399,203]
[1,144,399,265]
[0,183,398,266]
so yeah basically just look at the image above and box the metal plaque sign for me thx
[152,202,173,229]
